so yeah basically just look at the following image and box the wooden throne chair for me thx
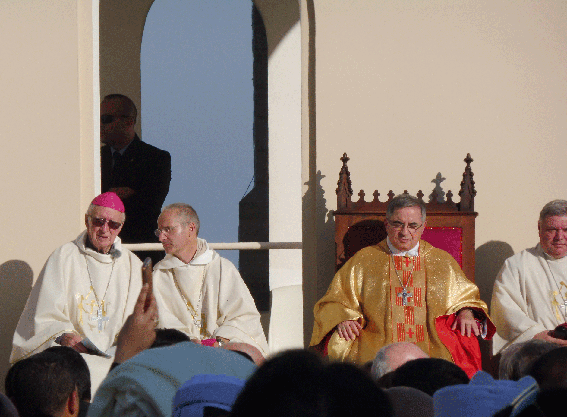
[334,153,478,282]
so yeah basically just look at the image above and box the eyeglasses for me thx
[101,114,128,124]
[154,222,189,238]
[388,221,423,232]
[89,216,123,230]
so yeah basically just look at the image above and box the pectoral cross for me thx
[91,308,109,331]
[397,288,413,306]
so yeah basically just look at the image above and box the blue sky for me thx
[141,1,254,265]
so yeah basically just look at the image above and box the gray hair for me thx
[370,346,391,379]
[163,203,200,235]
[539,200,567,222]
[386,193,426,223]
[86,203,126,223]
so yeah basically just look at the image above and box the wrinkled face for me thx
[85,206,124,254]
[539,215,567,259]
[100,98,133,149]
[384,206,425,252]
[157,209,196,259]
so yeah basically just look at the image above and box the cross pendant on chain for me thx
[397,288,413,306]
[91,307,109,331]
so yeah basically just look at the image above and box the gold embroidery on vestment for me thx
[76,286,108,327]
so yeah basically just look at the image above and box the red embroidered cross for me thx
[404,257,412,267]
[406,328,414,338]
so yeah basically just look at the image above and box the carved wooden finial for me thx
[357,190,366,203]
[372,190,380,202]
[458,153,476,212]
[336,153,353,209]
[387,190,395,201]
[446,190,454,203]
[416,190,424,201]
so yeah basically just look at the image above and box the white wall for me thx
[0,0,98,391]
[310,1,567,308]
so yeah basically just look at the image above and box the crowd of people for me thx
[4,97,567,415]
[4,326,567,416]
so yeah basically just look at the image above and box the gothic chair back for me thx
[334,153,477,282]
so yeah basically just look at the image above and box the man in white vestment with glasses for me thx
[153,203,268,357]
[492,199,567,354]
[11,192,144,390]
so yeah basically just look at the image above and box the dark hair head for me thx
[151,328,192,349]
[391,358,469,396]
[0,393,18,417]
[528,346,567,390]
[44,346,91,401]
[499,340,558,381]
[230,349,392,417]
[6,351,76,417]
[103,94,137,122]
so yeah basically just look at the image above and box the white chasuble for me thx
[153,238,269,356]
[11,231,143,362]
[492,243,567,354]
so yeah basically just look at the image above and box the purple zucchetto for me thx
[91,192,125,213]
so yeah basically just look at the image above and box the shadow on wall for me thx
[314,170,336,302]
[0,260,34,394]
[475,240,514,376]
[302,169,335,347]
[475,240,514,306]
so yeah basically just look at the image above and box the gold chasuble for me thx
[310,240,490,365]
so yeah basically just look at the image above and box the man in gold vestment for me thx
[310,194,494,375]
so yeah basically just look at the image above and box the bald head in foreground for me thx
[371,342,429,380]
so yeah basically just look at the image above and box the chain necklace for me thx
[172,266,207,329]
[84,255,115,331]
[389,248,416,306]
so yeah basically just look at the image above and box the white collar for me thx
[155,238,214,269]
[386,237,420,257]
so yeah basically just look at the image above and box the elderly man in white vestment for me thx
[153,203,269,356]
[492,199,567,354]
[11,192,143,390]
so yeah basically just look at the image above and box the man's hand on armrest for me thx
[114,284,158,365]
[451,308,480,337]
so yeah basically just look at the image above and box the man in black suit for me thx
[100,94,171,262]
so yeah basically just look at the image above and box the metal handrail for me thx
[123,241,302,251]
